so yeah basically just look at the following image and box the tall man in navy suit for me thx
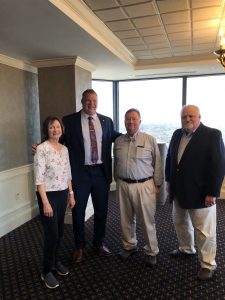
[165,105,225,280]
[62,89,120,263]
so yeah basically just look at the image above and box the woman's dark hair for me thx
[42,116,64,140]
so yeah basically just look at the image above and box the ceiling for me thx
[0,0,225,80]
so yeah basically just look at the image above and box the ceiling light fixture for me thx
[214,28,225,68]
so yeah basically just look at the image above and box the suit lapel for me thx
[177,124,203,164]
[75,111,84,144]
[98,114,105,140]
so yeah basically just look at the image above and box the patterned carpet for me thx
[1,192,225,300]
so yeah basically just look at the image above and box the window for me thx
[92,81,113,119]
[187,75,225,140]
[119,78,182,143]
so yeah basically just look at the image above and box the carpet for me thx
[1,192,225,300]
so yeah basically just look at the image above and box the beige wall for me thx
[38,65,76,129]
[38,65,92,134]
[0,62,40,236]
[0,63,40,172]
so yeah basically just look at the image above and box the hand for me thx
[205,195,216,207]
[43,202,53,217]
[155,186,160,195]
[32,141,40,155]
[68,195,75,209]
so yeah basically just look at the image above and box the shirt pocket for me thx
[136,146,152,159]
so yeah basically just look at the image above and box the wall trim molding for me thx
[0,53,96,74]
[49,0,136,67]
[0,164,34,181]
[0,53,37,73]
[32,56,96,72]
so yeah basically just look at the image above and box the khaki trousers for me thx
[117,179,159,256]
[173,200,217,270]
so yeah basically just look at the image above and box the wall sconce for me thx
[214,28,225,68]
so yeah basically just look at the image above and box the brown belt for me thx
[120,176,153,184]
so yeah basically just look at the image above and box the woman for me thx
[34,116,75,289]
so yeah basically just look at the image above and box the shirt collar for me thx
[182,128,196,138]
[182,123,201,136]
[82,110,97,121]
[125,130,140,141]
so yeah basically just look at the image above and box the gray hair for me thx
[125,108,141,118]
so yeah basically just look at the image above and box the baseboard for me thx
[0,203,39,237]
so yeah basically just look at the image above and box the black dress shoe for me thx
[73,249,83,263]
[197,268,215,280]
[118,248,138,260]
[170,249,196,257]
[94,245,112,257]
[145,255,157,266]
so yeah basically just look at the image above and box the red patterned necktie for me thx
[88,116,98,164]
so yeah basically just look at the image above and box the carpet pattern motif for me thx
[1,192,225,299]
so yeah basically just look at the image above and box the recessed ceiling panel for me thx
[191,0,223,9]
[165,23,191,33]
[139,27,164,36]
[148,42,170,49]
[106,19,134,31]
[114,30,139,38]
[168,31,191,41]
[193,19,220,30]
[132,15,161,28]
[143,35,167,43]
[192,6,222,21]
[122,37,144,45]
[161,11,190,24]
[95,8,127,22]
[157,0,189,13]
[124,2,156,18]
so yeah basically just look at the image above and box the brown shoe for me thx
[94,245,112,257]
[73,249,83,263]
[197,268,215,280]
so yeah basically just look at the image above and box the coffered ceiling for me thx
[0,0,225,79]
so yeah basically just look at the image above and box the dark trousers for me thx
[37,190,68,275]
[72,165,110,249]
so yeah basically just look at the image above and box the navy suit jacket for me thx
[62,111,120,188]
[165,123,225,209]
